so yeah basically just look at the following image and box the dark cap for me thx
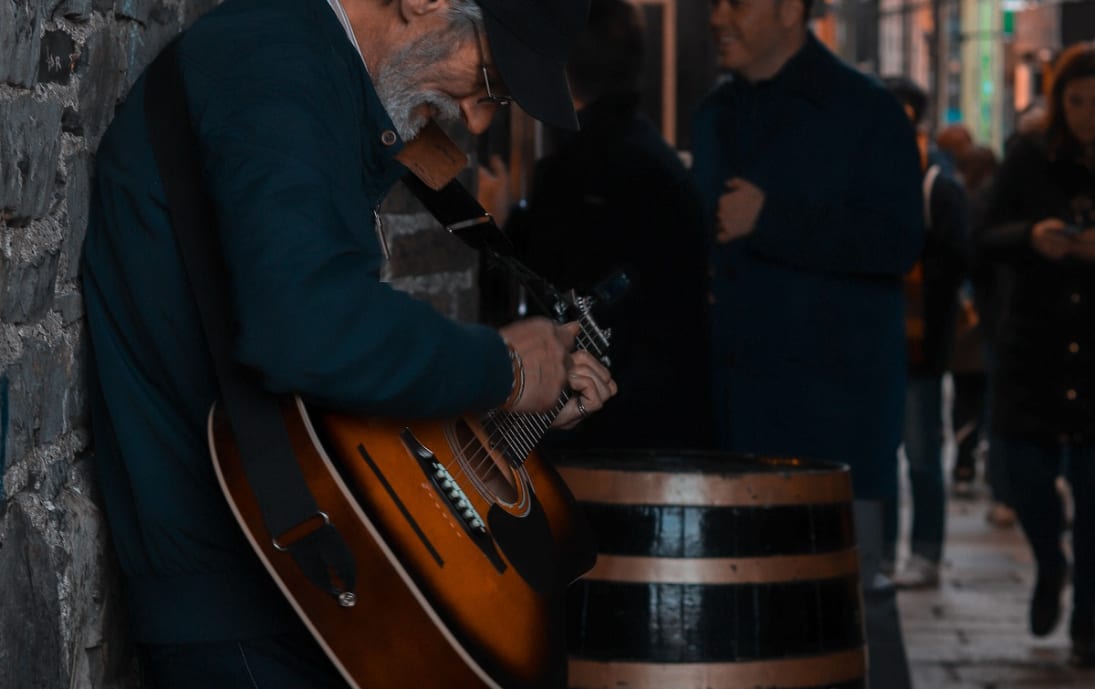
[475,0,590,129]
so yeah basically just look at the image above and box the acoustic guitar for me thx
[207,290,608,689]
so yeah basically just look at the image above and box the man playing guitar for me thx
[81,0,614,686]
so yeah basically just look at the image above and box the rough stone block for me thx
[38,29,78,84]
[121,2,179,91]
[63,328,89,434]
[0,97,64,222]
[386,226,478,279]
[0,0,43,87]
[0,373,9,500]
[113,0,148,22]
[390,270,477,321]
[181,0,220,27]
[52,0,93,22]
[0,238,61,324]
[40,338,75,445]
[63,152,91,282]
[77,28,128,146]
[56,291,84,325]
[0,481,137,689]
[0,500,66,689]
[61,106,84,136]
[58,480,136,689]
[0,335,72,465]
[1,351,32,471]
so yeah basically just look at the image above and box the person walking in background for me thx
[882,77,969,590]
[936,123,974,172]
[936,124,990,497]
[503,0,714,451]
[692,1,924,686]
[978,42,1095,668]
[952,143,1018,526]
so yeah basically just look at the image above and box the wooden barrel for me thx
[556,451,866,689]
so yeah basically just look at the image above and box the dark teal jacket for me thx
[82,0,512,643]
[691,34,924,500]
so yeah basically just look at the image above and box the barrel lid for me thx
[552,449,850,477]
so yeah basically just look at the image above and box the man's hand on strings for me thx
[499,318,576,413]
[498,319,617,424]
[553,349,617,430]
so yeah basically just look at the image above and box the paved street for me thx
[897,490,1095,688]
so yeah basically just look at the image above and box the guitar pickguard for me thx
[487,500,555,595]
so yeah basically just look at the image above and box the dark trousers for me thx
[856,499,912,689]
[996,436,1095,618]
[140,629,350,689]
[951,371,986,475]
[883,376,946,565]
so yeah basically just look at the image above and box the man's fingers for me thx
[557,321,580,350]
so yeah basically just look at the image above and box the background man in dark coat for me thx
[691,1,924,686]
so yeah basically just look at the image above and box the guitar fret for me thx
[490,295,611,466]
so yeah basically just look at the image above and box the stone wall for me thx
[0,0,481,687]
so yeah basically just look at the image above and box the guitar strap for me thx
[143,42,357,603]
[401,173,632,322]
[400,173,567,317]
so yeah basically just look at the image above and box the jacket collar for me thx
[732,31,835,108]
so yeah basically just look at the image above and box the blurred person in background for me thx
[936,123,973,173]
[692,1,923,686]
[485,0,714,451]
[978,42,1095,668]
[883,76,969,590]
[936,124,990,497]
[951,143,1018,526]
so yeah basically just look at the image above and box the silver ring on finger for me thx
[576,398,588,418]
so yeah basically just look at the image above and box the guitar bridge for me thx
[400,428,486,532]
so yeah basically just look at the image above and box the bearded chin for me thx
[376,84,461,141]
[372,33,464,141]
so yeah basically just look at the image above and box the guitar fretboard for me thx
[482,304,610,466]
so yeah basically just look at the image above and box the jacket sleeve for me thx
[977,135,1043,264]
[181,44,512,417]
[922,173,970,310]
[926,174,970,274]
[746,90,925,278]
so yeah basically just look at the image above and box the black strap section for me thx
[401,173,566,317]
[143,42,355,600]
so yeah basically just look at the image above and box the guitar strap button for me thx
[338,591,358,608]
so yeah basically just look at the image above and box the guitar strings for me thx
[440,323,604,487]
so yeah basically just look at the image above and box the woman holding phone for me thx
[979,42,1095,667]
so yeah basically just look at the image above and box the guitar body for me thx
[209,397,595,689]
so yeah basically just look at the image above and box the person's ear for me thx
[398,0,449,23]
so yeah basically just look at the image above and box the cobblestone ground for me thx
[898,490,1095,689]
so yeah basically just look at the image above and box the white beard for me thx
[373,31,465,140]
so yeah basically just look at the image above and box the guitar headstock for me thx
[550,271,629,365]
[553,289,612,365]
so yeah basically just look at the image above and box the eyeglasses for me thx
[470,22,512,107]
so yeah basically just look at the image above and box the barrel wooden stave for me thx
[558,451,867,689]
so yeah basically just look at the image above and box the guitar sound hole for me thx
[451,418,518,504]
